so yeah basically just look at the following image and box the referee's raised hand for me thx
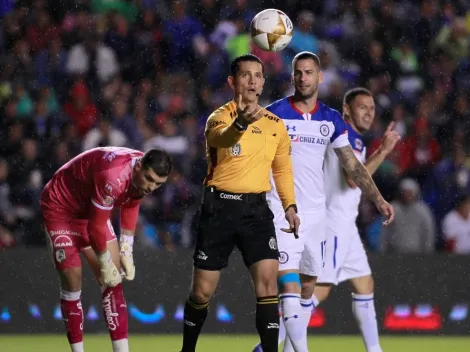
[235,94,263,125]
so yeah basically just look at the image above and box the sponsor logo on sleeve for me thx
[102,196,114,206]
[230,143,242,156]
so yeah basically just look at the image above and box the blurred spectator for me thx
[82,115,128,151]
[111,98,142,148]
[391,38,423,98]
[66,31,119,87]
[318,48,342,99]
[162,1,204,73]
[442,194,470,254]
[34,38,68,93]
[63,81,98,137]
[414,0,442,60]
[283,10,318,70]
[432,17,469,64]
[398,116,441,184]
[0,0,469,251]
[143,119,189,159]
[0,159,16,242]
[92,0,138,24]
[443,94,470,153]
[26,8,60,54]
[423,145,470,228]
[380,178,436,253]
[104,13,136,82]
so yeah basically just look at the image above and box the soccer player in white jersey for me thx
[313,87,400,352]
[253,52,395,352]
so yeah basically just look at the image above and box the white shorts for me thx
[274,208,326,277]
[317,221,371,285]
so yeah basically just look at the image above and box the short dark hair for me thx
[455,193,470,209]
[230,54,264,76]
[141,148,173,177]
[343,87,373,106]
[292,51,321,69]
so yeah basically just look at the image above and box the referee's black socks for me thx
[256,296,280,352]
[181,296,209,352]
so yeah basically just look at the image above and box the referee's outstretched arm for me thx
[205,110,245,148]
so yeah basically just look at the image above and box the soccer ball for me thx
[250,9,294,52]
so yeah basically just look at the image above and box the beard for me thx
[295,85,317,99]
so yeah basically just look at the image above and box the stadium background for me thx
[1,0,470,350]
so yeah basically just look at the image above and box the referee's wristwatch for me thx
[285,204,298,213]
[233,117,248,131]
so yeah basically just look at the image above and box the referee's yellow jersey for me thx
[203,100,295,210]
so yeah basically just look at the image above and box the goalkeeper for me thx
[40,147,172,352]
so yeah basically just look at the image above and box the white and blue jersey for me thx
[324,123,366,223]
[266,96,350,214]
[318,123,372,285]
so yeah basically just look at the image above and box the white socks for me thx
[70,342,84,352]
[279,294,309,352]
[352,293,382,352]
[112,338,129,352]
[278,291,382,352]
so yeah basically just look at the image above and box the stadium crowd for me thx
[1,0,470,253]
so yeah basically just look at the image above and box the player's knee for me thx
[277,272,301,293]
[314,284,332,302]
[191,279,216,303]
[58,268,82,292]
[300,279,316,299]
[352,275,374,295]
[190,290,212,304]
[254,273,278,297]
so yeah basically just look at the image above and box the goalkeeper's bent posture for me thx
[179,54,300,352]
[40,147,172,352]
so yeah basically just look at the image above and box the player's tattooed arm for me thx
[336,145,395,225]
[335,145,383,205]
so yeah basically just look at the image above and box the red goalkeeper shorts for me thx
[43,218,117,271]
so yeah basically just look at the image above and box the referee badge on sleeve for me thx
[230,143,242,156]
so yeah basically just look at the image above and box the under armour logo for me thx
[286,125,296,132]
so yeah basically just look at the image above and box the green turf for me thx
[1,335,469,351]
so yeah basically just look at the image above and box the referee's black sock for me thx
[256,296,280,352]
[181,296,209,352]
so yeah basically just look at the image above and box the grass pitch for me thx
[1,334,469,351]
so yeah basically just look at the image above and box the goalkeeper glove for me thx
[119,235,135,281]
[98,250,122,287]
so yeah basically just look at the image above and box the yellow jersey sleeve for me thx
[205,103,245,148]
[271,120,296,210]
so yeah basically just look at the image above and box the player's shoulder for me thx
[443,209,459,224]
[345,124,365,153]
[94,147,141,174]
[317,101,342,121]
[265,96,290,114]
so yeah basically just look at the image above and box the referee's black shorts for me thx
[193,187,279,271]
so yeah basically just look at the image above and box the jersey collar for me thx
[288,96,319,117]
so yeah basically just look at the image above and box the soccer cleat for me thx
[252,343,263,352]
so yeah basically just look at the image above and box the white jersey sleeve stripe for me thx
[91,199,114,211]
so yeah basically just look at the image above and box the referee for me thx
[180,54,300,352]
